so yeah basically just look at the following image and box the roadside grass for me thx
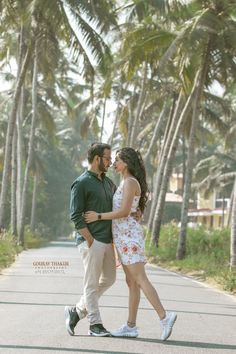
[0,227,48,271]
[0,231,22,270]
[24,226,48,249]
[1,223,235,294]
[145,223,236,294]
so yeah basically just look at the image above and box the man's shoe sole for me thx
[110,332,138,338]
[65,306,74,336]
[88,330,110,337]
[162,313,177,341]
[111,333,138,338]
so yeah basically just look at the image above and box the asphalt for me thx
[0,239,236,354]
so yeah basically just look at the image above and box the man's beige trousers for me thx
[76,239,116,325]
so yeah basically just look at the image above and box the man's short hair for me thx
[87,142,111,163]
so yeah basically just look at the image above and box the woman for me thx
[85,147,177,340]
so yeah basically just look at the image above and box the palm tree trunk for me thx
[148,92,183,242]
[129,63,147,147]
[16,86,25,233]
[18,42,38,245]
[11,128,17,236]
[147,171,159,232]
[181,134,186,195]
[0,47,31,229]
[109,84,123,146]
[30,172,38,232]
[176,97,199,259]
[150,70,201,246]
[16,25,27,234]
[147,109,172,232]
[144,103,169,164]
[147,94,179,233]
[230,177,236,268]
[177,47,210,259]
[100,97,107,142]
[150,133,179,246]
[227,188,234,227]
[127,98,133,145]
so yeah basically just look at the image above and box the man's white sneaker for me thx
[160,311,177,341]
[110,324,139,337]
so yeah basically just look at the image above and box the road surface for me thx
[0,239,235,354]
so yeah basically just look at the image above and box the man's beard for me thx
[98,159,107,173]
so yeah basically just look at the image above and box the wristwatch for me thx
[97,213,102,220]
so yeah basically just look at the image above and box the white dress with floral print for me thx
[112,179,146,265]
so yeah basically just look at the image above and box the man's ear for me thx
[94,155,100,165]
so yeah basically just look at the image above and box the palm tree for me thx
[10,129,17,236]
[0,0,118,230]
[175,0,236,258]
[0,46,31,229]
[176,89,231,257]
[18,15,39,245]
[146,0,236,247]
[230,177,236,268]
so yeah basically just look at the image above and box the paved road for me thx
[0,240,236,354]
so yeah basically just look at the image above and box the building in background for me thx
[188,190,230,228]
[168,173,230,229]
[146,173,230,228]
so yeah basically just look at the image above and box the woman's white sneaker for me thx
[110,324,139,337]
[160,311,177,340]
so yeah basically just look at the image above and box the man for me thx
[65,143,116,337]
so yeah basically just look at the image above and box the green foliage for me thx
[219,270,236,293]
[36,147,79,239]
[121,27,175,79]
[186,227,230,263]
[145,224,235,293]
[162,203,181,224]
[24,225,48,249]
[0,230,22,270]
[0,227,49,271]
[145,222,179,260]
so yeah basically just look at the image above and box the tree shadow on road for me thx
[1,301,236,320]
[130,337,236,350]
[0,344,138,354]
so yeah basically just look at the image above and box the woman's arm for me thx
[84,179,138,223]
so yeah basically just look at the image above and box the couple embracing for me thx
[65,142,177,339]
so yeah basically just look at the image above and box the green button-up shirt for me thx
[70,170,116,244]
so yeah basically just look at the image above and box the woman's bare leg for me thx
[122,264,140,326]
[126,262,166,320]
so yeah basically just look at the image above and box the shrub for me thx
[24,225,48,249]
[0,226,48,271]
[0,230,22,270]
[145,224,234,293]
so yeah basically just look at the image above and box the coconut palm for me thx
[176,88,231,258]
[148,0,236,247]
[0,0,118,230]
[231,177,236,268]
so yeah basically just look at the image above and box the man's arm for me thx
[78,227,94,247]
[85,179,138,222]
[70,180,94,247]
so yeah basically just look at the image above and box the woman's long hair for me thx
[117,147,149,213]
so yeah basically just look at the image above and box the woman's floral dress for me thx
[112,178,146,265]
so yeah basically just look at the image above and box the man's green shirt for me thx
[70,170,116,244]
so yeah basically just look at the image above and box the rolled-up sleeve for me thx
[70,180,87,230]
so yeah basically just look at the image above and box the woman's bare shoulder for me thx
[123,177,141,194]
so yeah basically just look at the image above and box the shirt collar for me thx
[87,169,105,180]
